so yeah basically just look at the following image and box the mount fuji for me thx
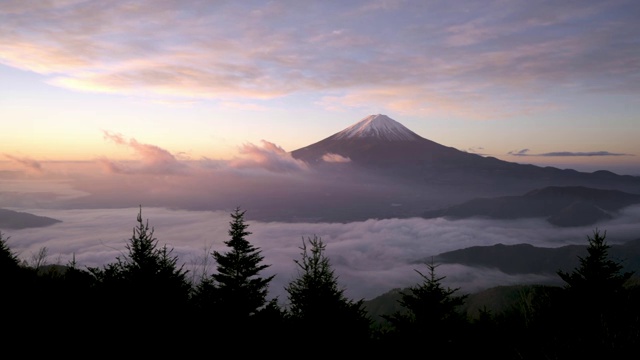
[292,114,638,190]
[292,114,478,168]
[280,114,640,223]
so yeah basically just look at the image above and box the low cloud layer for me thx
[322,153,351,163]
[5,205,640,302]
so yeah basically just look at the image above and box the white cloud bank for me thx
[4,205,640,302]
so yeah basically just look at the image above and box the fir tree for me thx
[382,258,469,355]
[208,207,275,320]
[89,206,191,346]
[285,235,372,351]
[554,228,635,357]
[0,231,20,272]
[558,228,633,296]
[106,206,190,305]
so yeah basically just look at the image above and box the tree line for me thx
[1,206,639,358]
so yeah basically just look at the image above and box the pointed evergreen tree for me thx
[285,235,372,351]
[382,258,469,355]
[554,228,635,357]
[89,206,192,346]
[0,231,20,272]
[208,207,275,320]
[0,231,27,303]
[558,228,633,295]
[191,207,281,350]
[103,206,191,305]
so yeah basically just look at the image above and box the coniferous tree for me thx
[191,207,280,350]
[285,235,372,351]
[1,232,43,344]
[0,231,29,291]
[98,206,191,304]
[89,206,191,346]
[205,207,275,321]
[0,231,20,271]
[554,228,635,357]
[0,231,27,305]
[382,258,469,355]
[557,228,633,295]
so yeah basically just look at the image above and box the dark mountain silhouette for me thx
[364,238,640,321]
[0,208,61,229]
[363,284,564,323]
[422,186,640,227]
[432,237,640,275]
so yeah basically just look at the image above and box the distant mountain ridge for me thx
[422,186,640,227]
[432,237,640,276]
[0,208,61,230]
[364,238,640,321]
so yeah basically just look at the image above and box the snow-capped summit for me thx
[291,113,471,167]
[332,114,421,141]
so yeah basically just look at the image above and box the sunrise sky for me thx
[1,0,639,174]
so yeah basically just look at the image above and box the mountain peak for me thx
[331,114,421,141]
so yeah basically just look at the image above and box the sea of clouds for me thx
[5,205,640,303]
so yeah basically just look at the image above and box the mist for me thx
[5,204,640,302]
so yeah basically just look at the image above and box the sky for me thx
[1,0,639,175]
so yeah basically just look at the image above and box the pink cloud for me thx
[229,140,309,173]
[97,157,126,174]
[101,131,185,174]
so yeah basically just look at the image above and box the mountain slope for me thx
[0,208,62,230]
[291,114,482,168]
[291,114,640,194]
[332,114,422,141]
[432,238,640,275]
[422,186,640,226]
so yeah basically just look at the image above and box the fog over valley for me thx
[5,203,640,302]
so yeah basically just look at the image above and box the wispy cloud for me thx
[508,149,632,157]
[4,154,44,174]
[1,0,638,115]
[508,149,531,156]
[539,151,632,157]
[464,147,487,156]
